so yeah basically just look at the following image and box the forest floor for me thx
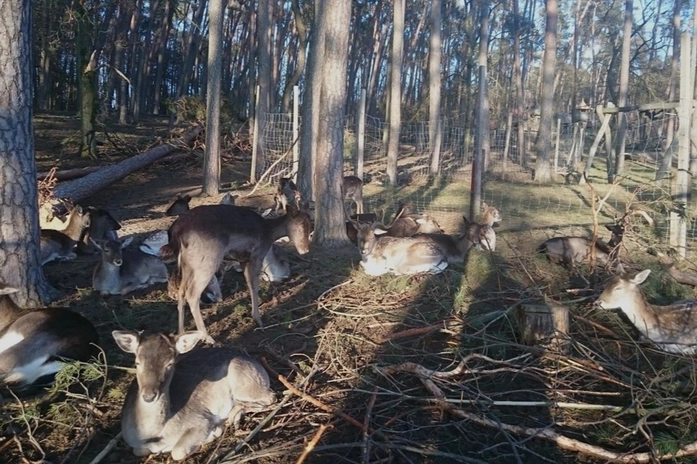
[2,112,697,464]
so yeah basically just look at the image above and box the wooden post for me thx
[470,65,486,220]
[502,111,512,181]
[250,85,260,183]
[581,104,613,183]
[292,85,299,183]
[553,118,561,174]
[670,33,693,257]
[515,299,569,351]
[356,88,366,179]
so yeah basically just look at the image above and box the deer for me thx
[79,207,121,254]
[411,216,480,264]
[92,237,169,296]
[165,194,192,216]
[112,330,276,461]
[537,223,624,268]
[343,175,364,215]
[161,204,312,341]
[40,204,92,264]
[595,269,697,355]
[467,203,502,251]
[353,222,448,276]
[0,283,98,386]
[274,177,301,214]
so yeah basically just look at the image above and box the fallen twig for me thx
[86,432,122,464]
[295,423,329,464]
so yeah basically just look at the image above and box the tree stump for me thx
[515,298,569,351]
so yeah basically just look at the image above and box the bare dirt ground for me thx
[3,113,697,464]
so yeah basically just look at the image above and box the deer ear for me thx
[374,227,388,235]
[120,236,134,249]
[175,331,204,354]
[112,330,140,353]
[632,269,651,284]
[90,238,105,250]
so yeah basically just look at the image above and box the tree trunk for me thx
[203,0,224,196]
[386,0,405,185]
[428,0,442,176]
[50,126,202,204]
[613,0,633,181]
[76,0,98,158]
[298,1,325,202]
[255,0,273,179]
[314,0,351,246]
[281,0,308,114]
[0,0,52,305]
[533,0,558,184]
[513,0,526,167]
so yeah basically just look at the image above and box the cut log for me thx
[49,126,201,204]
[37,166,101,182]
[653,251,697,286]
[515,298,569,351]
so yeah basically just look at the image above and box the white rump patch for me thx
[0,331,24,353]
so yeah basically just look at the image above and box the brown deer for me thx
[470,203,502,251]
[92,237,169,295]
[537,223,624,268]
[353,222,448,276]
[412,216,479,264]
[596,269,697,355]
[113,330,275,460]
[165,194,192,216]
[0,283,98,386]
[343,176,364,215]
[162,204,312,341]
[274,177,301,214]
[79,207,121,254]
[40,204,92,264]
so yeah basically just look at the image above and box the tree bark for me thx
[255,0,273,179]
[281,0,308,114]
[533,0,558,183]
[428,0,442,176]
[76,0,98,158]
[613,0,633,181]
[203,0,224,195]
[314,0,351,246]
[0,0,52,305]
[386,0,405,185]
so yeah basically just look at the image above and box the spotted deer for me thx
[92,237,169,295]
[113,330,275,461]
[0,283,98,386]
[343,176,364,215]
[596,269,697,354]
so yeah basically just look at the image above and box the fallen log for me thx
[37,166,101,182]
[40,125,202,223]
[653,250,697,286]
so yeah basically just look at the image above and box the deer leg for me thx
[355,189,364,214]
[243,256,265,327]
[176,265,189,335]
[181,251,219,343]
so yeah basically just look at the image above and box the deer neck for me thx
[126,384,171,440]
[267,215,291,242]
[618,292,659,332]
[62,213,85,241]
[0,296,24,332]
[94,261,122,293]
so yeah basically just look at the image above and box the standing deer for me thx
[0,283,98,386]
[92,237,169,295]
[343,176,364,215]
[596,269,697,354]
[162,204,312,341]
[113,330,275,461]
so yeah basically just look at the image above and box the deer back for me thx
[40,229,77,264]
[165,194,192,217]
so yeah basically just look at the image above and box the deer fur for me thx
[596,269,697,354]
[537,224,624,267]
[343,176,364,215]
[92,237,168,295]
[0,284,97,386]
[113,330,275,461]
[165,194,192,216]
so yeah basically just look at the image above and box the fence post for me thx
[356,88,366,179]
[553,118,561,174]
[292,85,299,183]
[470,65,486,220]
[250,85,260,183]
[670,33,693,257]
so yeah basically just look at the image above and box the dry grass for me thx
[3,115,697,464]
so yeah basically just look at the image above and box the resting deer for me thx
[596,269,697,355]
[469,203,502,251]
[343,176,364,215]
[113,330,276,461]
[165,194,192,216]
[40,204,92,264]
[412,216,479,264]
[274,177,301,214]
[354,222,448,276]
[537,223,624,268]
[0,283,98,386]
[161,204,312,340]
[79,207,121,254]
[92,237,169,295]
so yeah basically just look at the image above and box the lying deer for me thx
[596,269,697,355]
[113,330,276,461]
[162,204,312,340]
[40,204,92,264]
[165,194,192,216]
[412,216,479,264]
[274,177,301,214]
[346,213,379,245]
[468,203,502,251]
[92,237,169,295]
[537,223,624,267]
[343,175,364,215]
[79,207,121,254]
[354,222,448,276]
[0,283,98,386]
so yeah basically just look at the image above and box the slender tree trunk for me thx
[76,0,98,158]
[298,1,325,202]
[281,0,308,114]
[152,0,174,114]
[0,0,52,304]
[613,0,633,181]
[203,0,224,195]
[664,0,680,153]
[533,0,558,183]
[428,0,442,175]
[314,0,352,246]
[255,0,273,179]
[513,0,526,166]
[386,0,405,185]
